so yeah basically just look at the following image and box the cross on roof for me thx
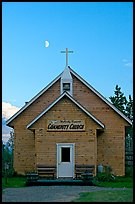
[61,48,73,67]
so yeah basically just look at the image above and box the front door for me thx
[57,143,74,178]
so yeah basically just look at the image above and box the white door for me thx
[57,143,74,178]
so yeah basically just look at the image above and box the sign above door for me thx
[47,120,85,131]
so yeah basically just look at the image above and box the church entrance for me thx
[56,143,75,178]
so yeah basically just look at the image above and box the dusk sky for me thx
[2,2,133,142]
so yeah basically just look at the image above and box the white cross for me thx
[61,48,73,66]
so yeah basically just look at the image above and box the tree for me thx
[2,141,12,177]
[109,85,133,121]
[125,95,133,122]
[109,85,133,168]
[2,130,14,177]
[109,85,127,115]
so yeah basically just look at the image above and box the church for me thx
[6,48,132,178]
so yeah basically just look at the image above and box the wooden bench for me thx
[75,164,95,179]
[36,164,56,179]
[26,172,39,182]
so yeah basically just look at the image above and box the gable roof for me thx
[69,67,132,125]
[6,72,62,126]
[27,92,105,129]
[6,66,132,126]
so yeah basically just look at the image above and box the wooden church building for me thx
[7,49,132,178]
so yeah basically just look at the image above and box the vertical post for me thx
[66,48,68,67]
[61,48,73,67]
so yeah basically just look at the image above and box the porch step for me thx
[57,177,74,180]
[26,179,94,186]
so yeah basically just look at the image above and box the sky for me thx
[2,2,133,142]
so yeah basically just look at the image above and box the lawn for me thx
[2,176,27,189]
[93,176,133,188]
[72,189,133,202]
[2,175,133,202]
[72,176,133,202]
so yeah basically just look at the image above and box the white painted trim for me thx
[56,144,59,179]
[6,73,62,125]
[27,92,105,129]
[69,68,132,125]
[60,79,73,96]
[56,143,75,178]
[60,66,73,96]
[6,67,132,126]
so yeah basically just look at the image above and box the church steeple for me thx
[60,66,73,95]
[60,48,73,95]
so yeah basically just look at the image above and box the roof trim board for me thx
[69,67,132,125]
[27,92,105,129]
[6,67,132,126]
[6,72,62,125]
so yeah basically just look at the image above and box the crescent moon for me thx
[45,40,49,48]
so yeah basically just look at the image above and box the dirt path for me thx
[2,186,129,202]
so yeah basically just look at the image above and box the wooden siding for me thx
[10,74,129,176]
[31,97,99,177]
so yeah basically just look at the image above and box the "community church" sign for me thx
[47,120,85,131]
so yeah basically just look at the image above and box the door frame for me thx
[56,143,75,178]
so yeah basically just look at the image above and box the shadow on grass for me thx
[72,189,133,202]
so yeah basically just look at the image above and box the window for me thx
[63,83,70,91]
[61,147,70,162]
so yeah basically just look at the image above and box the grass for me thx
[2,176,27,189]
[72,189,133,202]
[72,176,133,202]
[2,175,133,189]
[93,176,133,188]
[2,175,133,202]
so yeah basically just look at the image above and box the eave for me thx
[27,92,105,129]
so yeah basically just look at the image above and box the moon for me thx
[45,40,49,48]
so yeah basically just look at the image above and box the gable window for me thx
[63,83,70,91]
[60,66,73,95]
